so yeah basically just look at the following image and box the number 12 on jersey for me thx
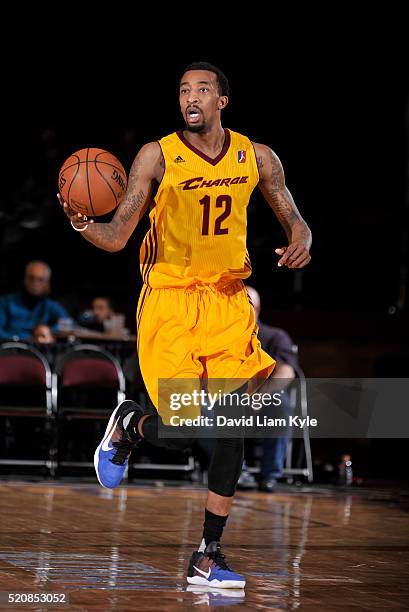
[200,195,232,236]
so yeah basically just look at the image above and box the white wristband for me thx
[71,219,88,232]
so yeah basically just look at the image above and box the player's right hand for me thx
[57,193,94,229]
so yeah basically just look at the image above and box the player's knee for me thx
[141,413,193,451]
[208,437,244,497]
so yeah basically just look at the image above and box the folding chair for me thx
[55,344,126,470]
[283,366,313,483]
[0,342,57,475]
[245,363,314,484]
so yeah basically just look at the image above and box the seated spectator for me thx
[78,297,118,332]
[237,286,299,493]
[31,323,55,344]
[0,261,69,341]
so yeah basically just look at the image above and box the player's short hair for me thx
[181,62,230,97]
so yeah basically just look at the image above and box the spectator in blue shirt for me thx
[0,260,69,341]
[237,286,299,492]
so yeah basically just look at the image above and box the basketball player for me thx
[58,62,311,589]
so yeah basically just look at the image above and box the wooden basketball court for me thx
[0,481,408,610]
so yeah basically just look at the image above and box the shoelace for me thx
[208,548,231,571]
[110,438,135,465]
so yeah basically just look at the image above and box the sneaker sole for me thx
[94,400,130,489]
[186,576,245,589]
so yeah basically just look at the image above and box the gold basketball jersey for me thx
[140,128,259,288]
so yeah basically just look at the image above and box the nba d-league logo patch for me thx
[238,150,247,163]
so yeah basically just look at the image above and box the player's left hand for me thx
[275,243,311,269]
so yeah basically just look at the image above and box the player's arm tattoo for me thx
[80,143,161,252]
[118,157,145,223]
[119,190,146,224]
[82,157,150,252]
[82,218,122,251]
[83,187,149,252]
[259,148,311,247]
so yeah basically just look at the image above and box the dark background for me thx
[0,27,408,481]
[1,42,406,315]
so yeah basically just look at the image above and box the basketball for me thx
[58,148,127,216]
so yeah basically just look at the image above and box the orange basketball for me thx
[58,148,127,216]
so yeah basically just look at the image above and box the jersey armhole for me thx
[156,140,166,191]
[250,141,261,183]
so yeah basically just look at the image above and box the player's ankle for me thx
[122,411,144,442]
[201,509,228,548]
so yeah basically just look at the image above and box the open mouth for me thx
[186,107,202,124]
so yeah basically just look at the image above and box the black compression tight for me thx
[140,413,244,496]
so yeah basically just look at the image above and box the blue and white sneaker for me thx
[186,585,245,605]
[94,399,143,489]
[187,541,245,589]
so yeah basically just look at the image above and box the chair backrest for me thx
[62,358,120,388]
[0,355,46,385]
[57,344,126,393]
[0,342,54,413]
[0,342,51,386]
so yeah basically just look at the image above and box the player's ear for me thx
[218,96,228,110]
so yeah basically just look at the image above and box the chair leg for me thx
[285,438,293,483]
[48,414,59,478]
[299,376,314,483]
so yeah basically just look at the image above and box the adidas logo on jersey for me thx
[174,155,185,163]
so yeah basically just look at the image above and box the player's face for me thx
[179,70,227,133]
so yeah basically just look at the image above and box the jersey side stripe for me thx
[146,217,158,287]
[140,234,152,283]
[137,285,152,353]
[137,284,149,322]
[143,230,154,284]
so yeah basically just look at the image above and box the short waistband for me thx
[146,279,245,295]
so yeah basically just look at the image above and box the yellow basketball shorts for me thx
[136,280,275,424]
